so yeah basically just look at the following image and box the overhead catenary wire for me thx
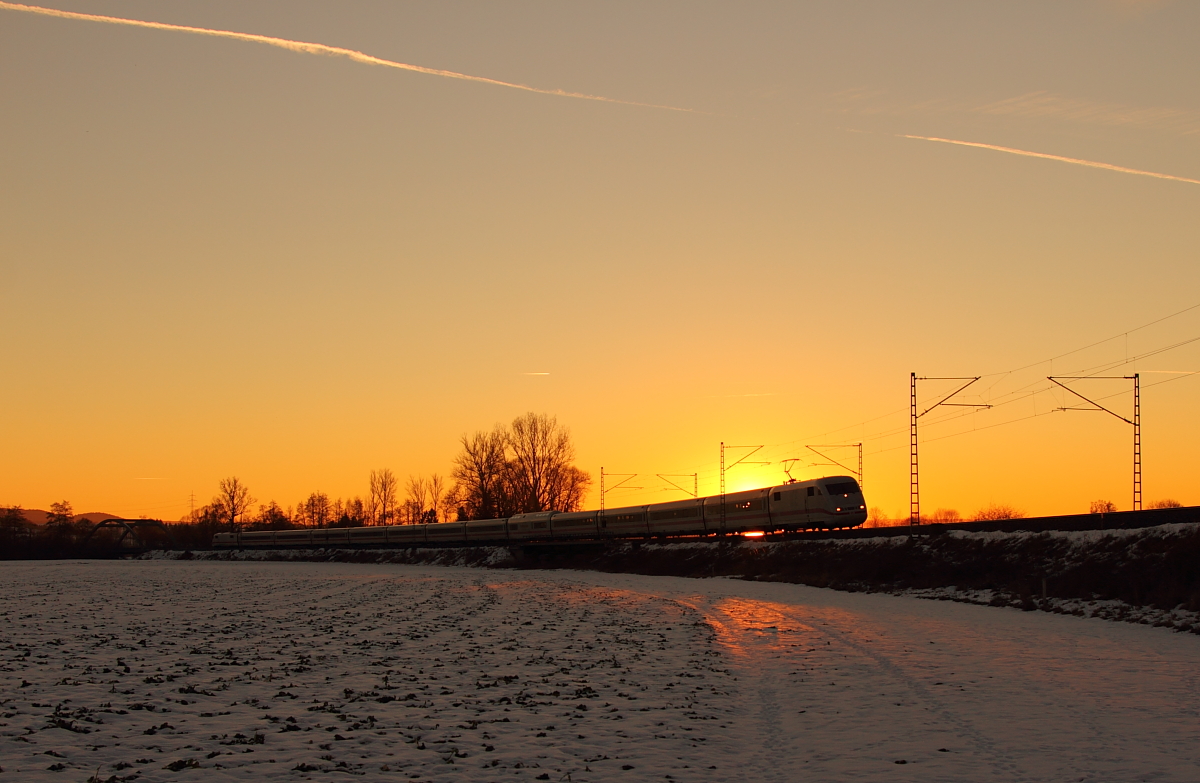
[609,303,1200,504]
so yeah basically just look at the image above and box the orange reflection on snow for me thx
[694,597,866,659]
[484,580,544,592]
[699,597,799,658]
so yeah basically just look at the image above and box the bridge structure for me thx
[81,518,175,553]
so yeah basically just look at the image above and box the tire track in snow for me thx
[658,581,1200,782]
[669,593,1065,781]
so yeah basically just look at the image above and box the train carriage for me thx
[425,520,467,544]
[549,511,597,539]
[704,488,773,534]
[600,505,648,537]
[508,512,554,541]
[212,475,867,549]
[274,529,312,547]
[465,518,509,543]
[239,530,275,548]
[767,483,809,529]
[386,524,427,545]
[315,528,350,547]
[646,499,704,536]
[347,526,387,546]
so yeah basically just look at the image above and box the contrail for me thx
[0,1,693,113]
[902,134,1200,186]
[705,392,780,398]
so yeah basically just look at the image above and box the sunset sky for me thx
[3,0,1198,521]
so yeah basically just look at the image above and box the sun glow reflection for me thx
[742,531,766,538]
[686,598,867,660]
[694,598,800,658]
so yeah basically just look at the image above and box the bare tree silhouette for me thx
[428,473,449,522]
[297,492,333,528]
[332,496,367,527]
[400,474,452,524]
[402,475,427,524]
[973,503,1025,522]
[368,468,398,526]
[215,477,255,532]
[251,501,291,530]
[450,414,592,519]
[507,413,591,514]
[450,426,508,521]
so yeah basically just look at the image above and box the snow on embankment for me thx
[146,545,518,569]
[152,522,1200,632]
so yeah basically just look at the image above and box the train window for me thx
[650,508,697,521]
[824,480,860,496]
[807,487,815,496]
[772,492,781,501]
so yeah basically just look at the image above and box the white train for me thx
[211,475,866,549]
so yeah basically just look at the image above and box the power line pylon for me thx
[911,374,992,525]
[719,443,768,529]
[1047,374,1141,511]
[599,467,640,512]
[911,374,918,525]
[657,474,698,498]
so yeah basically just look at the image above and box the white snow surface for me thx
[2,561,1198,782]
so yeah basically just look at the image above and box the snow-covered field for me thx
[2,561,1198,782]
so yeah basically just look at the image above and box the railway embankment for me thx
[152,513,1200,633]
[592,523,1200,632]
[500,521,1200,632]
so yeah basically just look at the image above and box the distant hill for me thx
[18,509,125,526]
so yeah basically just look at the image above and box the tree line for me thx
[0,413,590,552]
[1,413,592,556]
[0,500,97,558]
[192,412,592,532]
